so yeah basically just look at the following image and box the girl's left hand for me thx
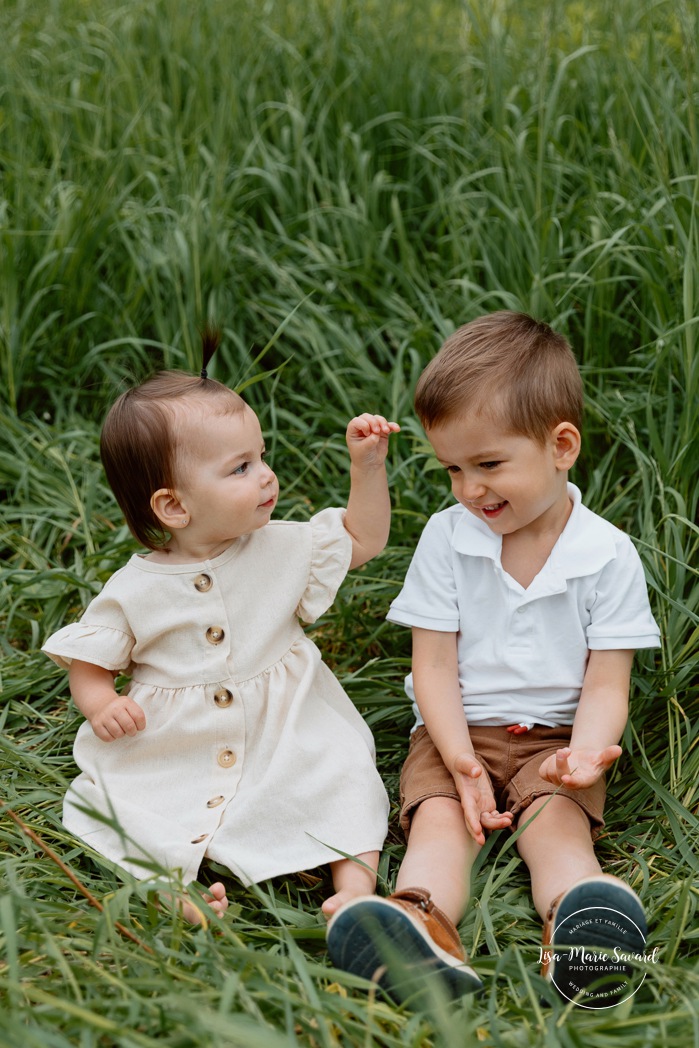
[346,414,400,469]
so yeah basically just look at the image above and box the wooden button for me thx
[214,688,233,707]
[207,796,225,808]
[194,573,213,592]
[217,749,236,768]
[190,833,208,844]
[206,626,225,644]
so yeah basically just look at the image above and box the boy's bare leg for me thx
[322,851,379,917]
[396,796,481,924]
[515,794,602,918]
[325,798,483,1003]
[517,792,647,1005]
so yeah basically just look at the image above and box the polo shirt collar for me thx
[451,483,618,592]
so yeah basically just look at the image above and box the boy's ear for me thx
[150,488,189,530]
[551,422,581,470]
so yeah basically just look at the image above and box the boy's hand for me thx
[90,695,146,742]
[346,414,400,470]
[452,752,514,845]
[538,745,622,789]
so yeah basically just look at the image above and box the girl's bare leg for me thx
[322,851,379,917]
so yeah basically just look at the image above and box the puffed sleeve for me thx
[42,576,136,672]
[296,507,353,624]
[386,514,460,631]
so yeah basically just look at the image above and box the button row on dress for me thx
[190,794,227,844]
[194,573,213,592]
[217,749,236,768]
[206,626,225,644]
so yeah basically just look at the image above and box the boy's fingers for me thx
[453,753,481,778]
[480,810,513,829]
[465,818,485,845]
[601,744,622,767]
[555,748,572,777]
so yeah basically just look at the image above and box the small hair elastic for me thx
[200,323,222,380]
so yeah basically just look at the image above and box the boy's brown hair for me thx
[100,372,245,551]
[414,311,583,442]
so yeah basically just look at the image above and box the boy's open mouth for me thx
[481,501,507,518]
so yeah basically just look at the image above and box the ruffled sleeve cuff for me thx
[296,507,353,624]
[42,622,135,673]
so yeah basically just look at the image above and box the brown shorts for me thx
[399,724,606,839]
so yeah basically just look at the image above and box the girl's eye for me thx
[446,465,460,475]
[232,462,248,476]
[480,461,501,470]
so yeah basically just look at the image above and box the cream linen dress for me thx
[43,508,389,885]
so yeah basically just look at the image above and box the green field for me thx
[1,0,698,1044]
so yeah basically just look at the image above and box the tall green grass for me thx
[1,0,697,1044]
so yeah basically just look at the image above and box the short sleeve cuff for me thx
[386,605,459,632]
[42,622,134,672]
[587,631,661,650]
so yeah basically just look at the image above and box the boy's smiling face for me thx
[426,412,580,540]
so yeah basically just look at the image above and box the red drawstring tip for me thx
[507,724,530,735]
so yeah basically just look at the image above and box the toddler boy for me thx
[327,312,660,1005]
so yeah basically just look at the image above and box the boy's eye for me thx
[446,465,461,475]
[232,462,249,475]
[480,461,501,470]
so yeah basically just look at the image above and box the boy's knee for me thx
[411,794,465,831]
[515,793,593,837]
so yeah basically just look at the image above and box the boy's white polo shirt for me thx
[387,484,660,729]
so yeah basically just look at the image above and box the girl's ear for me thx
[150,488,189,530]
[551,422,581,471]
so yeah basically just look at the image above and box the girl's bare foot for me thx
[322,887,362,919]
[321,852,379,918]
[162,882,229,924]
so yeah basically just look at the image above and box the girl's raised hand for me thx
[346,414,400,470]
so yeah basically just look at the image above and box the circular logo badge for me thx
[549,903,650,1009]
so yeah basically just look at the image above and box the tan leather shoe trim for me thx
[540,890,564,979]
[388,887,466,963]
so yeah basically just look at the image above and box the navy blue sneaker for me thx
[326,886,482,1006]
[542,875,648,1008]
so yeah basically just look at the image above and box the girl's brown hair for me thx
[100,372,245,551]
[415,311,583,442]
